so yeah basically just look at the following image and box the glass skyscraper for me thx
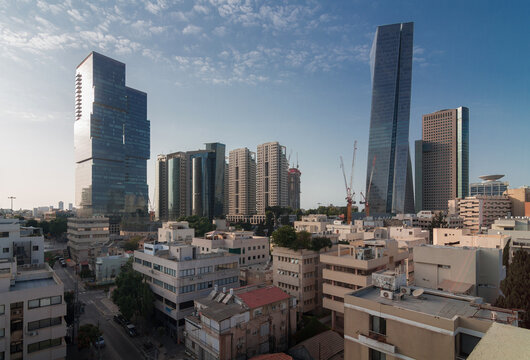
[366,22,415,215]
[75,52,150,217]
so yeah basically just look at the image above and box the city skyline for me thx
[1,1,529,210]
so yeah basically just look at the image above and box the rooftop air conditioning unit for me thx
[400,286,412,295]
[380,290,393,300]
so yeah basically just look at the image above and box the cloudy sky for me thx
[0,0,529,211]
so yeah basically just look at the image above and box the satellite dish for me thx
[412,288,424,298]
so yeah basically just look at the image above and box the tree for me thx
[177,216,215,237]
[428,211,447,242]
[49,218,67,238]
[271,226,297,248]
[77,324,102,350]
[123,236,142,251]
[112,259,154,321]
[502,240,511,269]
[495,250,530,328]
[64,291,75,325]
[25,219,38,227]
[309,236,333,252]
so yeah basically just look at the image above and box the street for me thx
[53,264,148,360]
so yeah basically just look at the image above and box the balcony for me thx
[358,331,395,354]
[322,269,371,288]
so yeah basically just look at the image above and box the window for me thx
[2,248,8,253]
[164,267,176,276]
[164,283,176,293]
[215,262,237,271]
[153,279,163,287]
[153,263,162,272]
[135,258,142,264]
[27,338,62,353]
[142,260,152,268]
[28,317,62,331]
[51,296,61,305]
[370,315,386,335]
[198,266,213,274]
[32,246,39,251]
[0,305,4,315]
[28,296,61,309]
[0,232,8,238]
[198,281,213,290]
[180,285,195,294]
[369,348,386,360]
[0,328,4,338]
[179,268,195,277]
[179,300,194,310]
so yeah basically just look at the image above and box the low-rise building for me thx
[67,217,110,267]
[325,220,361,241]
[0,219,44,266]
[455,196,511,233]
[240,263,273,286]
[272,246,334,315]
[467,322,530,360]
[158,221,195,243]
[0,258,67,360]
[294,215,331,234]
[320,240,409,332]
[133,243,239,341]
[193,231,269,266]
[504,187,530,217]
[344,270,519,360]
[184,285,297,359]
[414,245,504,304]
[433,228,510,250]
[94,254,130,284]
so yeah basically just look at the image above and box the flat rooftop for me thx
[351,286,515,323]
[196,297,243,322]
[10,277,56,291]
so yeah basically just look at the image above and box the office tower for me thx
[228,148,256,217]
[256,142,288,214]
[288,167,301,210]
[68,203,73,211]
[58,201,64,211]
[470,175,509,196]
[415,107,469,211]
[365,22,415,215]
[154,143,225,220]
[74,52,150,217]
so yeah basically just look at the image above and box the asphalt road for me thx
[54,264,146,360]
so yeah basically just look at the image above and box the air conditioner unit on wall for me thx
[380,290,393,300]
[400,286,412,295]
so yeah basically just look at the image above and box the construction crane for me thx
[8,196,16,211]
[287,149,293,168]
[360,156,376,217]
[340,141,357,224]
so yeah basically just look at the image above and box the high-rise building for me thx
[365,22,415,215]
[256,142,288,214]
[228,148,256,218]
[58,201,64,211]
[415,107,469,212]
[154,143,225,220]
[288,167,301,210]
[75,52,150,217]
[68,203,73,211]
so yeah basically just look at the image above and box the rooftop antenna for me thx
[8,196,16,211]
[296,152,299,169]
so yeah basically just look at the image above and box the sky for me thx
[0,0,529,211]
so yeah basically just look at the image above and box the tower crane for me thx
[340,141,357,224]
[360,156,376,217]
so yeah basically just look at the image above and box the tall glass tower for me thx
[75,52,150,217]
[366,22,415,215]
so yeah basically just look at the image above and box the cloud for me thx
[144,0,169,15]
[212,26,226,36]
[67,9,85,22]
[193,4,209,15]
[182,24,202,35]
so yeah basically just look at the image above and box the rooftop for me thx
[350,286,518,324]
[10,277,56,291]
[237,286,290,309]
[467,323,530,359]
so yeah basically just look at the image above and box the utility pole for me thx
[8,196,16,211]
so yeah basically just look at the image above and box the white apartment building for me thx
[0,259,66,360]
[67,217,110,266]
[256,142,288,214]
[294,214,331,234]
[326,220,362,241]
[192,231,269,266]
[0,219,44,266]
[456,196,511,233]
[434,228,510,250]
[228,148,256,217]
[158,221,195,243]
[133,243,239,341]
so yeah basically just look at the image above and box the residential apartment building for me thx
[326,221,361,242]
[470,175,509,196]
[287,167,301,211]
[94,254,130,285]
[488,217,530,261]
[67,217,110,267]
[192,231,269,267]
[256,142,288,214]
[456,195,511,233]
[404,210,464,230]
[133,243,239,341]
[344,271,519,360]
[504,186,530,217]
[0,259,66,360]
[433,228,510,250]
[158,221,195,243]
[0,219,44,266]
[228,148,256,220]
[320,240,408,332]
[414,245,504,304]
[184,285,297,359]
[239,263,273,286]
[272,246,334,315]
[294,215,331,234]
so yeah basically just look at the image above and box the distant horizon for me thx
[1,1,529,210]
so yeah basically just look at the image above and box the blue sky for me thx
[0,0,529,211]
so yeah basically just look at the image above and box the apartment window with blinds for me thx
[179,269,195,277]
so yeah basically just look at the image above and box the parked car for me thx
[94,336,105,349]
[60,260,67,267]
[126,324,138,337]
[113,314,127,326]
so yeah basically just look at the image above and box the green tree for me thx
[40,221,50,236]
[427,212,447,242]
[77,324,102,350]
[25,219,38,227]
[309,236,333,252]
[177,216,215,237]
[291,230,311,251]
[123,236,142,251]
[112,259,154,321]
[502,240,511,269]
[495,250,530,328]
[271,226,297,248]
[49,218,67,238]
[64,291,75,325]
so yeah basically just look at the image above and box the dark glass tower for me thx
[365,22,415,215]
[75,52,150,217]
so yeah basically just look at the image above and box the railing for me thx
[367,330,387,343]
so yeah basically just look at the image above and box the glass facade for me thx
[205,142,226,217]
[457,107,470,198]
[366,22,415,215]
[74,52,150,217]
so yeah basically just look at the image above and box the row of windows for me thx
[277,282,298,291]
[136,258,234,277]
[28,296,62,309]
[27,338,62,354]
[150,277,176,293]
[215,276,238,287]
[28,317,62,331]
